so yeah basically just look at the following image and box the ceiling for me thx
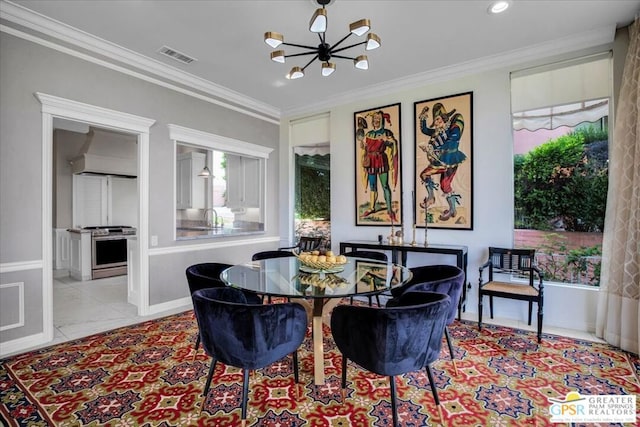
[2,0,638,120]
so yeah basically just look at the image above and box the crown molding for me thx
[281,25,615,118]
[0,0,281,123]
[1,0,616,122]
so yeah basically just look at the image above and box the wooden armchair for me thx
[279,236,323,253]
[478,247,544,342]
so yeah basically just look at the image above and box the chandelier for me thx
[264,0,381,79]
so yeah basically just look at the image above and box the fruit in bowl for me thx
[295,250,348,271]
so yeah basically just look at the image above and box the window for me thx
[169,124,272,240]
[294,145,331,247]
[510,54,610,286]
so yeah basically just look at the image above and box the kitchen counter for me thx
[176,227,263,240]
[67,228,91,234]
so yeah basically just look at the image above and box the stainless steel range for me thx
[85,226,136,279]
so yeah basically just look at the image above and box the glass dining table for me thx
[221,256,413,385]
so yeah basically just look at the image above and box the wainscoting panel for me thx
[0,282,25,331]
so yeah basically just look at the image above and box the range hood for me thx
[70,127,137,177]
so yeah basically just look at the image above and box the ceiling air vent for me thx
[157,46,197,64]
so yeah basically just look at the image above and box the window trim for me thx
[169,124,273,242]
[168,124,272,158]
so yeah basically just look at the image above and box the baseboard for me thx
[146,297,191,316]
[0,331,49,358]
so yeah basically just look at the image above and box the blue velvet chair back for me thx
[343,250,388,261]
[251,250,295,261]
[331,291,450,376]
[192,287,308,370]
[390,265,464,325]
[186,263,231,294]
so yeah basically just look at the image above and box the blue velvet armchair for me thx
[388,264,465,374]
[185,263,262,358]
[192,287,308,426]
[331,291,451,426]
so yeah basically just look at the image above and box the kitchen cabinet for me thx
[69,229,91,281]
[73,175,137,227]
[176,151,206,209]
[226,155,260,208]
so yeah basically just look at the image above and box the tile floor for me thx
[51,272,190,347]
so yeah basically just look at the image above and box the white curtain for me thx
[596,18,640,355]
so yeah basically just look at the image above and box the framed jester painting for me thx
[354,103,402,226]
[413,92,473,230]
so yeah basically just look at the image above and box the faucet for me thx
[203,208,219,229]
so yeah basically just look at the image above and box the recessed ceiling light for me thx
[488,0,511,14]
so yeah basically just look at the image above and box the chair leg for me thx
[341,354,348,401]
[528,301,533,325]
[478,294,483,330]
[349,296,354,305]
[425,364,443,424]
[241,369,250,427]
[489,296,494,318]
[292,350,299,384]
[292,350,301,399]
[537,302,543,343]
[367,295,373,306]
[444,326,458,376]
[389,375,398,427]
[375,294,381,307]
[201,358,217,413]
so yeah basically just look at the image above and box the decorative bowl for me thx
[294,251,348,272]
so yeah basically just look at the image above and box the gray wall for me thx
[0,32,280,343]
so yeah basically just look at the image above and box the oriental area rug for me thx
[1,304,638,426]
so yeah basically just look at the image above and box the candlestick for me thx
[389,222,396,245]
[411,224,417,246]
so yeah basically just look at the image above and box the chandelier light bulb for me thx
[321,62,336,76]
[354,55,369,70]
[264,32,284,48]
[270,50,286,63]
[286,66,305,79]
[365,33,381,50]
[309,8,327,33]
[349,19,370,36]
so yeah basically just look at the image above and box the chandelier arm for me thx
[301,55,319,71]
[285,51,321,58]
[331,54,358,60]
[329,32,354,51]
[330,41,366,55]
[282,42,319,50]
[318,32,325,44]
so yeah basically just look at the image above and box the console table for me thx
[339,240,469,318]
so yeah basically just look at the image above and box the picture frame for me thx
[354,103,402,226]
[413,92,473,230]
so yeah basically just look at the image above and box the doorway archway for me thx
[36,93,155,343]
